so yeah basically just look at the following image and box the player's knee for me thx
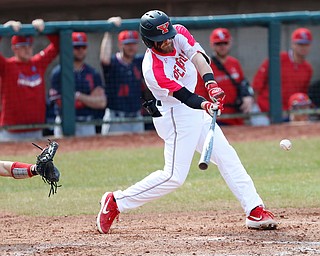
[163,166,188,188]
[169,172,187,188]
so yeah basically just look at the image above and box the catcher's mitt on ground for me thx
[32,140,61,197]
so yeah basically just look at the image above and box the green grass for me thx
[0,137,319,216]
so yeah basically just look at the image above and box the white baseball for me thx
[280,139,292,151]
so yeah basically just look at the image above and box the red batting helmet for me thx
[210,28,231,44]
[288,93,311,110]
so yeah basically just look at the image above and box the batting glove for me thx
[201,101,222,117]
[206,81,225,103]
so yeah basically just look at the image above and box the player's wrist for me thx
[203,73,216,88]
[31,165,38,176]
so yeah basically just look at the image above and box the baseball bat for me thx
[198,110,218,170]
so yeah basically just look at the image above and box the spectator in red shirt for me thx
[252,28,313,124]
[0,19,59,141]
[195,28,254,125]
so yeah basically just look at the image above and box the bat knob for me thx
[198,163,208,170]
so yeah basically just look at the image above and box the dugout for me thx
[0,11,320,136]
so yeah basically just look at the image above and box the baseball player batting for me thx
[97,10,277,234]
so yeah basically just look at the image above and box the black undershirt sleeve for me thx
[172,87,206,109]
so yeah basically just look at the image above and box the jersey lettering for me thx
[118,84,129,97]
[173,54,188,80]
[85,74,94,90]
[17,73,42,87]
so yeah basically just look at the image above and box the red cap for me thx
[288,93,311,109]
[291,28,312,44]
[210,28,231,44]
[72,32,88,46]
[118,30,139,44]
[11,36,33,47]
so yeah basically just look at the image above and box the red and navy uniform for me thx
[50,63,103,120]
[101,55,144,113]
[0,35,59,132]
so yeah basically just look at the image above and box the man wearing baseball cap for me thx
[196,28,254,125]
[118,30,140,44]
[49,31,106,137]
[252,27,313,124]
[100,24,149,135]
[0,19,59,142]
[11,35,34,46]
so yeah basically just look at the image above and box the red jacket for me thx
[196,56,246,125]
[252,51,312,112]
[0,35,59,132]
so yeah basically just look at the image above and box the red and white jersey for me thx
[142,24,207,111]
[0,35,59,131]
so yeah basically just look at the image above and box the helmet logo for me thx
[156,22,170,34]
[217,30,226,40]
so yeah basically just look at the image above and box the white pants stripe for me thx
[114,104,263,216]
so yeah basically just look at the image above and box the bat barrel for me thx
[198,111,218,171]
[198,135,213,170]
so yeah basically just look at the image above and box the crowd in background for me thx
[0,18,319,142]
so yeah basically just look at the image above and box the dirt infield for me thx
[0,122,320,256]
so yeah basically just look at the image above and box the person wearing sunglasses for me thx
[96,10,277,234]
[49,32,106,137]
[100,26,149,135]
[196,28,254,126]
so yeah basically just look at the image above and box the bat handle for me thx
[198,162,209,170]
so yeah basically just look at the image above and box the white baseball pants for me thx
[114,104,263,216]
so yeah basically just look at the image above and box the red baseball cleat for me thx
[97,192,120,234]
[246,205,278,230]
